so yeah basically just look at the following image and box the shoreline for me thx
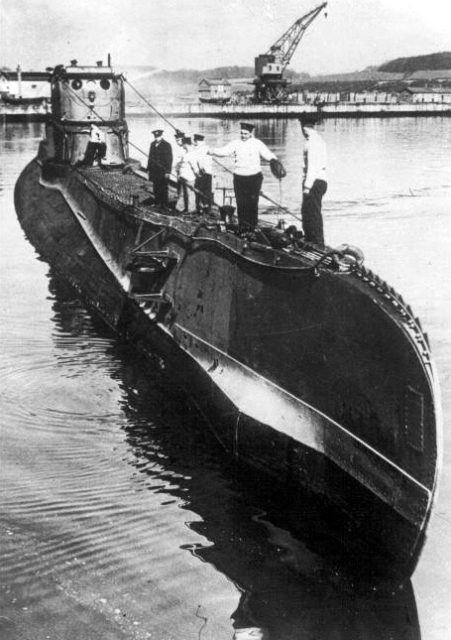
[128,102,451,119]
[2,102,450,123]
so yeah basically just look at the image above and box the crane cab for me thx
[254,54,284,79]
[254,53,289,103]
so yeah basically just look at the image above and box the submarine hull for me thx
[15,157,441,581]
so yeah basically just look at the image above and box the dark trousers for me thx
[301,179,327,246]
[151,175,169,206]
[84,142,106,166]
[195,173,213,212]
[233,172,263,232]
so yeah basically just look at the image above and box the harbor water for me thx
[1,116,451,639]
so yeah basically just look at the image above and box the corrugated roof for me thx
[1,71,50,81]
[198,78,231,86]
[402,86,451,94]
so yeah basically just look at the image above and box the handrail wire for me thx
[123,76,304,226]
[53,79,304,230]
[61,83,220,207]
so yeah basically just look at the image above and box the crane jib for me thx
[254,2,328,104]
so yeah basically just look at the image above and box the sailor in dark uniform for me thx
[147,129,173,206]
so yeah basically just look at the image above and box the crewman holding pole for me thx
[192,133,213,214]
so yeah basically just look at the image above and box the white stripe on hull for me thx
[173,322,432,529]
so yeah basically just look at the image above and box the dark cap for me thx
[152,129,163,136]
[174,129,185,139]
[240,122,255,132]
[182,136,192,145]
[298,113,321,127]
[193,134,204,141]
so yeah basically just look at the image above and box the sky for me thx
[0,0,450,75]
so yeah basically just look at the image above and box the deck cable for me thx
[123,76,304,226]
[49,82,319,260]
[55,82,297,241]
[60,82,223,208]
[63,79,301,228]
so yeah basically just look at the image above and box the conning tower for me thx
[41,59,128,166]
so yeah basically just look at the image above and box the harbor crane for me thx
[253,2,327,103]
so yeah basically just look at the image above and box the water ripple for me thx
[2,116,450,638]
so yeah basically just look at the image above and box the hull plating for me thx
[14,158,441,580]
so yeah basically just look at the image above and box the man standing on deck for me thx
[299,114,327,246]
[83,124,106,166]
[172,130,186,205]
[192,133,213,214]
[209,122,281,233]
[175,136,197,213]
[147,129,173,207]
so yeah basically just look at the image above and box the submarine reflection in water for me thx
[50,276,422,640]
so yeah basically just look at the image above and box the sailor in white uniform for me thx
[209,122,278,232]
[175,136,197,213]
[83,123,106,166]
[299,114,327,246]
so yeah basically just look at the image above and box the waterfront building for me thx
[400,87,451,104]
[0,66,50,100]
[198,78,232,104]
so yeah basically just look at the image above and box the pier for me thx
[127,101,451,120]
[0,99,50,122]
[2,98,450,123]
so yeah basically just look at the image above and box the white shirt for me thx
[90,124,104,143]
[172,143,184,177]
[303,128,327,189]
[177,147,197,182]
[211,137,276,176]
[192,141,212,175]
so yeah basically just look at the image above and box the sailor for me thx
[83,123,106,166]
[192,133,213,213]
[174,129,185,150]
[299,114,327,246]
[147,129,173,207]
[172,129,186,203]
[175,136,197,213]
[209,122,280,232]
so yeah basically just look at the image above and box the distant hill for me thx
[378,51,451,73]
[122,65,156,75]
[124,65,254,86]
[124,65,255,101]
[292,53,451,92]
[152,66,254,82]
[123,52,451,102]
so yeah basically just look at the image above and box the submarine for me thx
[14,59,442,582]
